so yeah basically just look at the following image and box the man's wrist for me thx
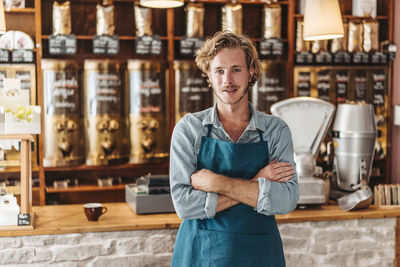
[215,174,233,195]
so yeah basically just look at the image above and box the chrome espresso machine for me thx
[271,97,335,205]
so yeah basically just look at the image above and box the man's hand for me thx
[191,169,223,193]
[253,159,295,183]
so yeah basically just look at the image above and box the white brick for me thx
[89,254,171,267]
[357,218,396,227]
[278,224,313,238]
[282,237,309,252]
[284,252,318,266]
[117,237,145,254]
[309,242,328,255]
[0,237,22,249]
[21,234,56,247]
[31,249,53,263]
[144,234,175,254]
[52,242,113,262]
[313,228,362,243]
[0,248,34,264]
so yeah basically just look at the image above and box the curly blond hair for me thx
[195,31,261,87]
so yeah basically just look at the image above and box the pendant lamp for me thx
[140,0,184,8]
[303,0,344,41]
[0,0,6,34]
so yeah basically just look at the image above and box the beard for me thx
[214,85,250,105]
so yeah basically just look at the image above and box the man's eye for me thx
[233,68,241,72]
[216,70,224,74]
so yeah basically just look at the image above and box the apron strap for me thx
[257,129,264,142]
[207,124,213,137]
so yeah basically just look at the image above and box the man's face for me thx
[207,48,254,106]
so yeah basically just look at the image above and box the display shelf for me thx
[293,14,389,20]
[0,166,39,173]
[182,0,290,5]
[5,8,36,13]
[43,161,169,172]
[46,184,125,193]
[41,35,169,40]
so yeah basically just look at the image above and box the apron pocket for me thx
[197,229,235,266]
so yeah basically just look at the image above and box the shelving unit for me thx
[0,0,394,205]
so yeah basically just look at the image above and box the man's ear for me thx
[249,67,255,82]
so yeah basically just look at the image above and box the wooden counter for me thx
[2,202,400,237]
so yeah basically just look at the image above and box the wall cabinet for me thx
[0,0,394,205]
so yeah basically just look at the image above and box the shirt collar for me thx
[202,102,263,132]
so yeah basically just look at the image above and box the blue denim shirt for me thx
[169,102,299,220]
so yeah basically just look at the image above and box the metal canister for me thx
[332,103,377,191]
[42,59,85,167]
[174,60,211,122]
[84,60,129,166]
[127,60,169,163]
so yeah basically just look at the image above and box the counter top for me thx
[2,202,400,237]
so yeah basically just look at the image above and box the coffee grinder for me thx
[329,102,377,211]
[271,97,335,205]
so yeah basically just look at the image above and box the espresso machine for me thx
[127,60,169,164]
[330,103,377,211]
[174,60,212,123]
[84,60,129,166]
[42,59,85,167]
[271,97,335,205]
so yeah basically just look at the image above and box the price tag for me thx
[370,52,388,65]
[180,37,204,55]
[333,51,351,64]
[0,49,9,62]
[135,36,162,55]
[18,213,31,226]
[49,35,77,55]
[93,35,119,55]
[352,52,369,64]
[11,49,34,63]
[259,38,283,57]
[295,51,314,64]
[315,51,333,64]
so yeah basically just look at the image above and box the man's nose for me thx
[224,72,233,85]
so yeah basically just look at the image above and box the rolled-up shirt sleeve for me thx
[255,124,299,215]
[169,116,218,220]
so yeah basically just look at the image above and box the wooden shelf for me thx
[46,184,126,193]
[173,36,289,42]
[293,14,389,20]
[5,8,36,13]
[43,161,169,172]
[182,0,289,4]
[41,35,169,40]
[0,166,39,173]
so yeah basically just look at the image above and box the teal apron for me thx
[171,125,285,267]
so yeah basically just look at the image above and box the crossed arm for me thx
[191,159,295,212]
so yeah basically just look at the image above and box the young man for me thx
[169,31,299,266]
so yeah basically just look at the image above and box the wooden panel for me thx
[4,12,35,38]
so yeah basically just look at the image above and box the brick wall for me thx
[0,217,396,266]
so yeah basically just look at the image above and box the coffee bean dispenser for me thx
[84,60,129,166]
[42,59,85,167]
[127,60,169,163]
